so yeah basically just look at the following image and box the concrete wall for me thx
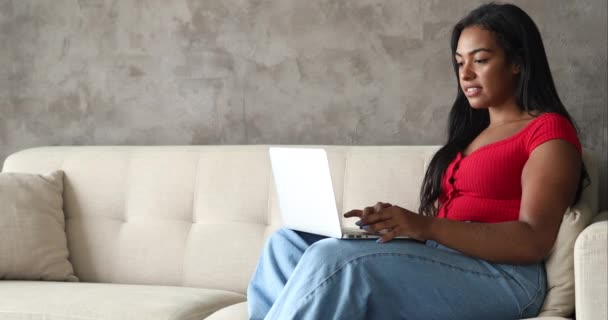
[1,0,606,209]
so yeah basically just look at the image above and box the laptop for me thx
[268,147,408,240]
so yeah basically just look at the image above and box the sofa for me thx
[0,145,605,320]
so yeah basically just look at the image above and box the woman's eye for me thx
[474,59,488,64]
[456,62,464,67]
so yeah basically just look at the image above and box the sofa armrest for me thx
[574,211,607,320]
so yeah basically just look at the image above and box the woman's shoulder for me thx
[524,112,581,154]
[529,111,574,125]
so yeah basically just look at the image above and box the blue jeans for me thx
[247,228,546,320]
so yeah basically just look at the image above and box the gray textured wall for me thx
[1,0,606,209]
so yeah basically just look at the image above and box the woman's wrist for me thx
[419,215,438,242]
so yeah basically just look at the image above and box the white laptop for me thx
[269,147,408,240]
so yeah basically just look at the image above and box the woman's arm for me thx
[345,139,581,264]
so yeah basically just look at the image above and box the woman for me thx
[247,3,588,319]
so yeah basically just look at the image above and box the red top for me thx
[437,113,582,223]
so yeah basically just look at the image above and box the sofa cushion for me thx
[539,203,594,317]
[0,281,246,320]
[0,170,77,282]
[205,302,249,320]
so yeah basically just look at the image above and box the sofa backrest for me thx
[2,145,599,296]
[1,146,440,294]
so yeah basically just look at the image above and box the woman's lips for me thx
[464,87,482,97]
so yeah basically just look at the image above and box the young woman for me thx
[247,3,588,319]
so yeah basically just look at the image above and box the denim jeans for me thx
[247,228,546,320]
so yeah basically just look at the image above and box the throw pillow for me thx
[0,170,78,281]
[539,203,594,317]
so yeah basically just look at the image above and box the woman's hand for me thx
[344,203,433,243]
[344,202,392,222]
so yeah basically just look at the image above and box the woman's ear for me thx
[512,63,521,75]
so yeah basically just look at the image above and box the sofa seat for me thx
[203,302,574,320]
[0,281,245,320]
[205,302,248,320]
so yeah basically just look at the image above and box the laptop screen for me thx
[268,147,343,238]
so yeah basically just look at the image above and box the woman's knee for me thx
[301,238,344,265]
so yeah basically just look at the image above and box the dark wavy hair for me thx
[418,2,589,216]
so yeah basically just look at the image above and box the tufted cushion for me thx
[2,146,304,294]
[1,146,439,294]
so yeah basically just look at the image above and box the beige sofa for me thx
[0,145,605,320]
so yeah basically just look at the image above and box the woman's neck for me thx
[487,106,534,128]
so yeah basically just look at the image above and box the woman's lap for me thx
[248,228,546,320]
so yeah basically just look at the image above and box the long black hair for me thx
[419,2,589,216]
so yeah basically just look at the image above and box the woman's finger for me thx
[362,218,398,233]
[362,206,375,219]
[343,209,362,218]
[362,208,395,224]
[373,202,392,213]
[377,228,399,244]
[359,202,392,221]
[373,202,384,213]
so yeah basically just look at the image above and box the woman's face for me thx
[455,26,520,109]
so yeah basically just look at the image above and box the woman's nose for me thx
[460,63,475,81]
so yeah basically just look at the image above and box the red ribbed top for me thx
[437,113,582,223]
